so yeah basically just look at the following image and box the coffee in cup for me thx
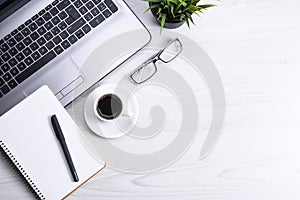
[95,93,123,121]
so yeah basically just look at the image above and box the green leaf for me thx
[160,14,167,34]
[170,4,175,18]
[198,4,216,9]
[144,4,161,13]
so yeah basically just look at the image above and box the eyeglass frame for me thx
[129,38,183,84]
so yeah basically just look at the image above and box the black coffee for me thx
[96,94,122,120]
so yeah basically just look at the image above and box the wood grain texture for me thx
[1,0,300,199]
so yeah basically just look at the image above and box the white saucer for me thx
[84,84,139,138]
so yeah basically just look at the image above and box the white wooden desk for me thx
[1,0,300,199]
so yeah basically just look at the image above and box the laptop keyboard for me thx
[0,0,118,98]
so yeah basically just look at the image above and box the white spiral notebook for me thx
[0,86,105,199]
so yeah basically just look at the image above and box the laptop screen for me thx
[0,0,30,22]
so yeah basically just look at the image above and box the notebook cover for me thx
[0,85,105,199]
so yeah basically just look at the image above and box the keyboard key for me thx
[0,84,10,95]
[93,0,101,5]
[11,29,18,36]
[46,41,55,50]
[31,14,39,21]
[38,9,46,16]
[30,32,39,40]
[3,72,12,82]
[25,19,32,26]
[7,79,17,89]
[57,0,71,11]
[43,12,52,21]
[74,0,83,8]
[66,17,74,25]
[84,13,93,21]
[14,33,24,42]
[8,47,18,57]
[30,42,39,51]
[36,17,45,26]
[22,28,31,37]
[16,42,25,51]
[102,9,112,18]
[23,37,33,46]
[32,51,41,60]
[10,67,19,76]
[67,18,85,34]
[52,16,60,25]
[0,58,3,65]
[91,7,100,16]
[18,24,25,31]
[52,0,59,6]
[44,32,53,40]
[79,6,88,15]
[89,14,105,28]
[2,53,11,61]
[97,3,106,11]
[1,43,9,52]
[28,22,38,31]
[37,37,46,46]
[82,24,91,33]
[68,35,78,44]
[58,21,67,30]
[17,62,26,71]
[38,46,48,55]
[7,38,17,47]
[75,30,84,39]
[45,4,53,11]
[58,11,67,20]
[0,39,4,45]
[4,34,11,40]
[51,27,60,35]
[16,51,56,84]
[44,22,54,30]
[15,52,25,62]
[61,40,71,50]
[105,0,118,13]
[23,48,32,57]
[50,7,59,16]
[38,27,46,35]
[66,5,80,20]
[86,2,94,9]
[0,91,2,98]
[8,58,17,67]
[24,57,34,66]
[1,63,10,72]
[54,45,63,54]
[9,67,19,77]
[53,36,62,45]
[59,31,69,39]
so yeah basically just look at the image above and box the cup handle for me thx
[122,108,133,118]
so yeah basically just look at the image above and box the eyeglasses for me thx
[129,38,183,84]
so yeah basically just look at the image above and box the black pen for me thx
[51,114,79,182]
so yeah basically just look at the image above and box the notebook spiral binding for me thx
[0,141,45,200]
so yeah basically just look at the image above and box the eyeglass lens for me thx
[159,39,182,63]
[131,62,157,84]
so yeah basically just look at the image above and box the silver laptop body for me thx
[0,0,151,115]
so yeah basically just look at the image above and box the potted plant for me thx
[144,0,216,33]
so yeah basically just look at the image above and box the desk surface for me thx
[1,0,300,199]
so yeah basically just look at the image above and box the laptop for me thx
[0,0,151,115]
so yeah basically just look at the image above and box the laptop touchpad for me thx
[24,56,84,98]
